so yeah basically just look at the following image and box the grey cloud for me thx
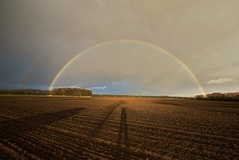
[0,0,238,95]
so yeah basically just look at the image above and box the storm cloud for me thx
[0,0,239,96]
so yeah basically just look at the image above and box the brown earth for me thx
[0,96,238,160]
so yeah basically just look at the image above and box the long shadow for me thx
[83,101,126,139]
[89,103,119,138]
[77,102,120,158]
[0,108,85,141]
[115,107,130,159]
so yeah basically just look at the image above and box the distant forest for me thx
[195,92,239,102]
[51,88,92,96]
[0,89,238,101]
[0,88,92,96]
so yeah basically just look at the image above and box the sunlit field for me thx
[0,96,238,159]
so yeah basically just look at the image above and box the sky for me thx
[0,0,239,96]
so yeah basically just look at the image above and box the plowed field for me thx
[0,96,238,160]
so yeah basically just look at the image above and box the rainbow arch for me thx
[48,39,206,96]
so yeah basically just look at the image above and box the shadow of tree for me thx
[89,103,119,138]
[0,108,85,141]
[76,102,120,159]
[76,101,133,159]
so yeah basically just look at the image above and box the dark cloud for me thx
[0,0,239,95]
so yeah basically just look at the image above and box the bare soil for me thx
[0,96,238,160]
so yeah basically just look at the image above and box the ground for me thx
[0,96,238,159]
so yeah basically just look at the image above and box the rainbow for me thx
[19,63,36,86]
[48,39,206,96]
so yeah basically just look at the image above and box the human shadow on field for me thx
[0,108,85,141]
[76,102,120,158]
[115,107,130,160]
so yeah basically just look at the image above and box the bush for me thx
[195,92,239,102]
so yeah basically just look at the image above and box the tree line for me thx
[51,88,92,96]
[0,88,92,96]
[0,89,50,95]
[195,92,239,102]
